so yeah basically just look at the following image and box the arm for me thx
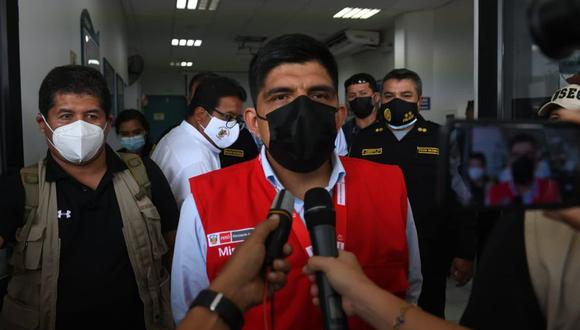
[143,157,179,267]
[305,251,468,330]
[405,200,422,304]
[177,217,292,330]
[171,195,211,323]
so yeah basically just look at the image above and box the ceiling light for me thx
[361,9,381,19]
[352,8,371,19]
[181,61,187,67]
[333,7,381,19]
[170,62,175,66]
[88,59,100,66]
[343,7,362,18]
[194,39,202,47]
[197,0,209,10]
[186,39,194,46]
[187,62,193,67]
[187,0,198,9]
[333,7,352,18]
[208,0,220,10]
[176,0,187,9]
[171,39,179,46]
[179,39,186,46]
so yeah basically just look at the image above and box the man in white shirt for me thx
[151,76,246,206]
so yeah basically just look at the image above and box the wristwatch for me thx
[189,289,244,330]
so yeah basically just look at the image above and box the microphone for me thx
[304,188,348,330]
[264,189,295,266]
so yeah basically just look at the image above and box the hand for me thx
[303,250,375,316]
[449,258,473,287]
[209,216,292,312]
[544,207,580,231]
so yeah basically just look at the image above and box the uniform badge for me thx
[362,148,383,156]
[417,146,439,155]
[224,149,244,157]
[383,108,392,122]
[208,234,219,246]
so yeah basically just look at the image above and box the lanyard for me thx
[291,178,347,257]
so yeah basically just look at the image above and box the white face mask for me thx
[468,167,485,181]
[201,115,240,149]
[42,115,106,164]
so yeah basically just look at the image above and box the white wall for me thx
[19,0,130,165]
[394,0,474,124]
[336,28,395,105]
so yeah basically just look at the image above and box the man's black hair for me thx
[249,34,338,105]
[469,152,487,166]
[39,65,112,116]
[188,71,219,96]
[189,76,247,115]
[344,73,377,92]
[114,109,150,134]
[382,68,423,97]
[509,133,538,151]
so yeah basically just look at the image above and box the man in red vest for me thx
[171,34,422,329]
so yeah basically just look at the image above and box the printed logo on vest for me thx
[207,227,255,247]
[362,148,382,156]
[417,146,439,155]
[223,148,244,158]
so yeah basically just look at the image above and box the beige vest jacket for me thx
[525,210,580,330]
[0,157,174,330]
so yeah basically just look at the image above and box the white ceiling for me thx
[122,0,453,73]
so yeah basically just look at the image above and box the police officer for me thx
[341,73,383,152]
[351,68,476,318]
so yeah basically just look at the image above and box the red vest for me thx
[189,157,409,330]
[487,178,561,206]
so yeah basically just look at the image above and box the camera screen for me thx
[443,121,580,210]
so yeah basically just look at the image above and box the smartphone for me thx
[438,120,580,210]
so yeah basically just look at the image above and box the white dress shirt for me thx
[151,120,221,207]
[335,127,348,156]
[171,147,422,323]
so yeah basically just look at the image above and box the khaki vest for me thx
[525,210,580,330]
[0,154,174,330]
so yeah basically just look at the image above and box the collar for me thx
[259,146,346,195]
[179,120,221,154]
[45,145,126,182]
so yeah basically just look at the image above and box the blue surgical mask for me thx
[120,134,146,152]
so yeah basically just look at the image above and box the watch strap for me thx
[190,289,244,330]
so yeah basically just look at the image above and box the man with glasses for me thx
[152,76,247,206]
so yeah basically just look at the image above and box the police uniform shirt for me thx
[0,145,179,329]
[219,127,259,168]
[343,118,383,153]
[347,119,386,159]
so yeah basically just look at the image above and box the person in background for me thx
[151,76,246,206]
[341,73,382,152]
[351,68,475,318]
[0,65,177,329]
[487,133,560,206]
[217,78,260,168]
[467,152,489,206]
[115,109,153,157]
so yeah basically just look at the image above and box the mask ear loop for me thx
[39,113,60,151]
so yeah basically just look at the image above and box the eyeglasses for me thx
[211,108,243,129]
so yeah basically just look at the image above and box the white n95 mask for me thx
[42,115,106,164]
[202,116,240,149]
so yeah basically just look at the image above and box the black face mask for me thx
[512,156,535,185]
[348,97,374,119]
[380,98,419,128]
[258,95,337,173]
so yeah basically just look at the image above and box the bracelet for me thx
[392,304,415,330]
[190,289,244,330]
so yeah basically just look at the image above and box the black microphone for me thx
[304,188,348,330]
[264,189,295,266]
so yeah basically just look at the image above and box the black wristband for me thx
[190,289,244,330]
